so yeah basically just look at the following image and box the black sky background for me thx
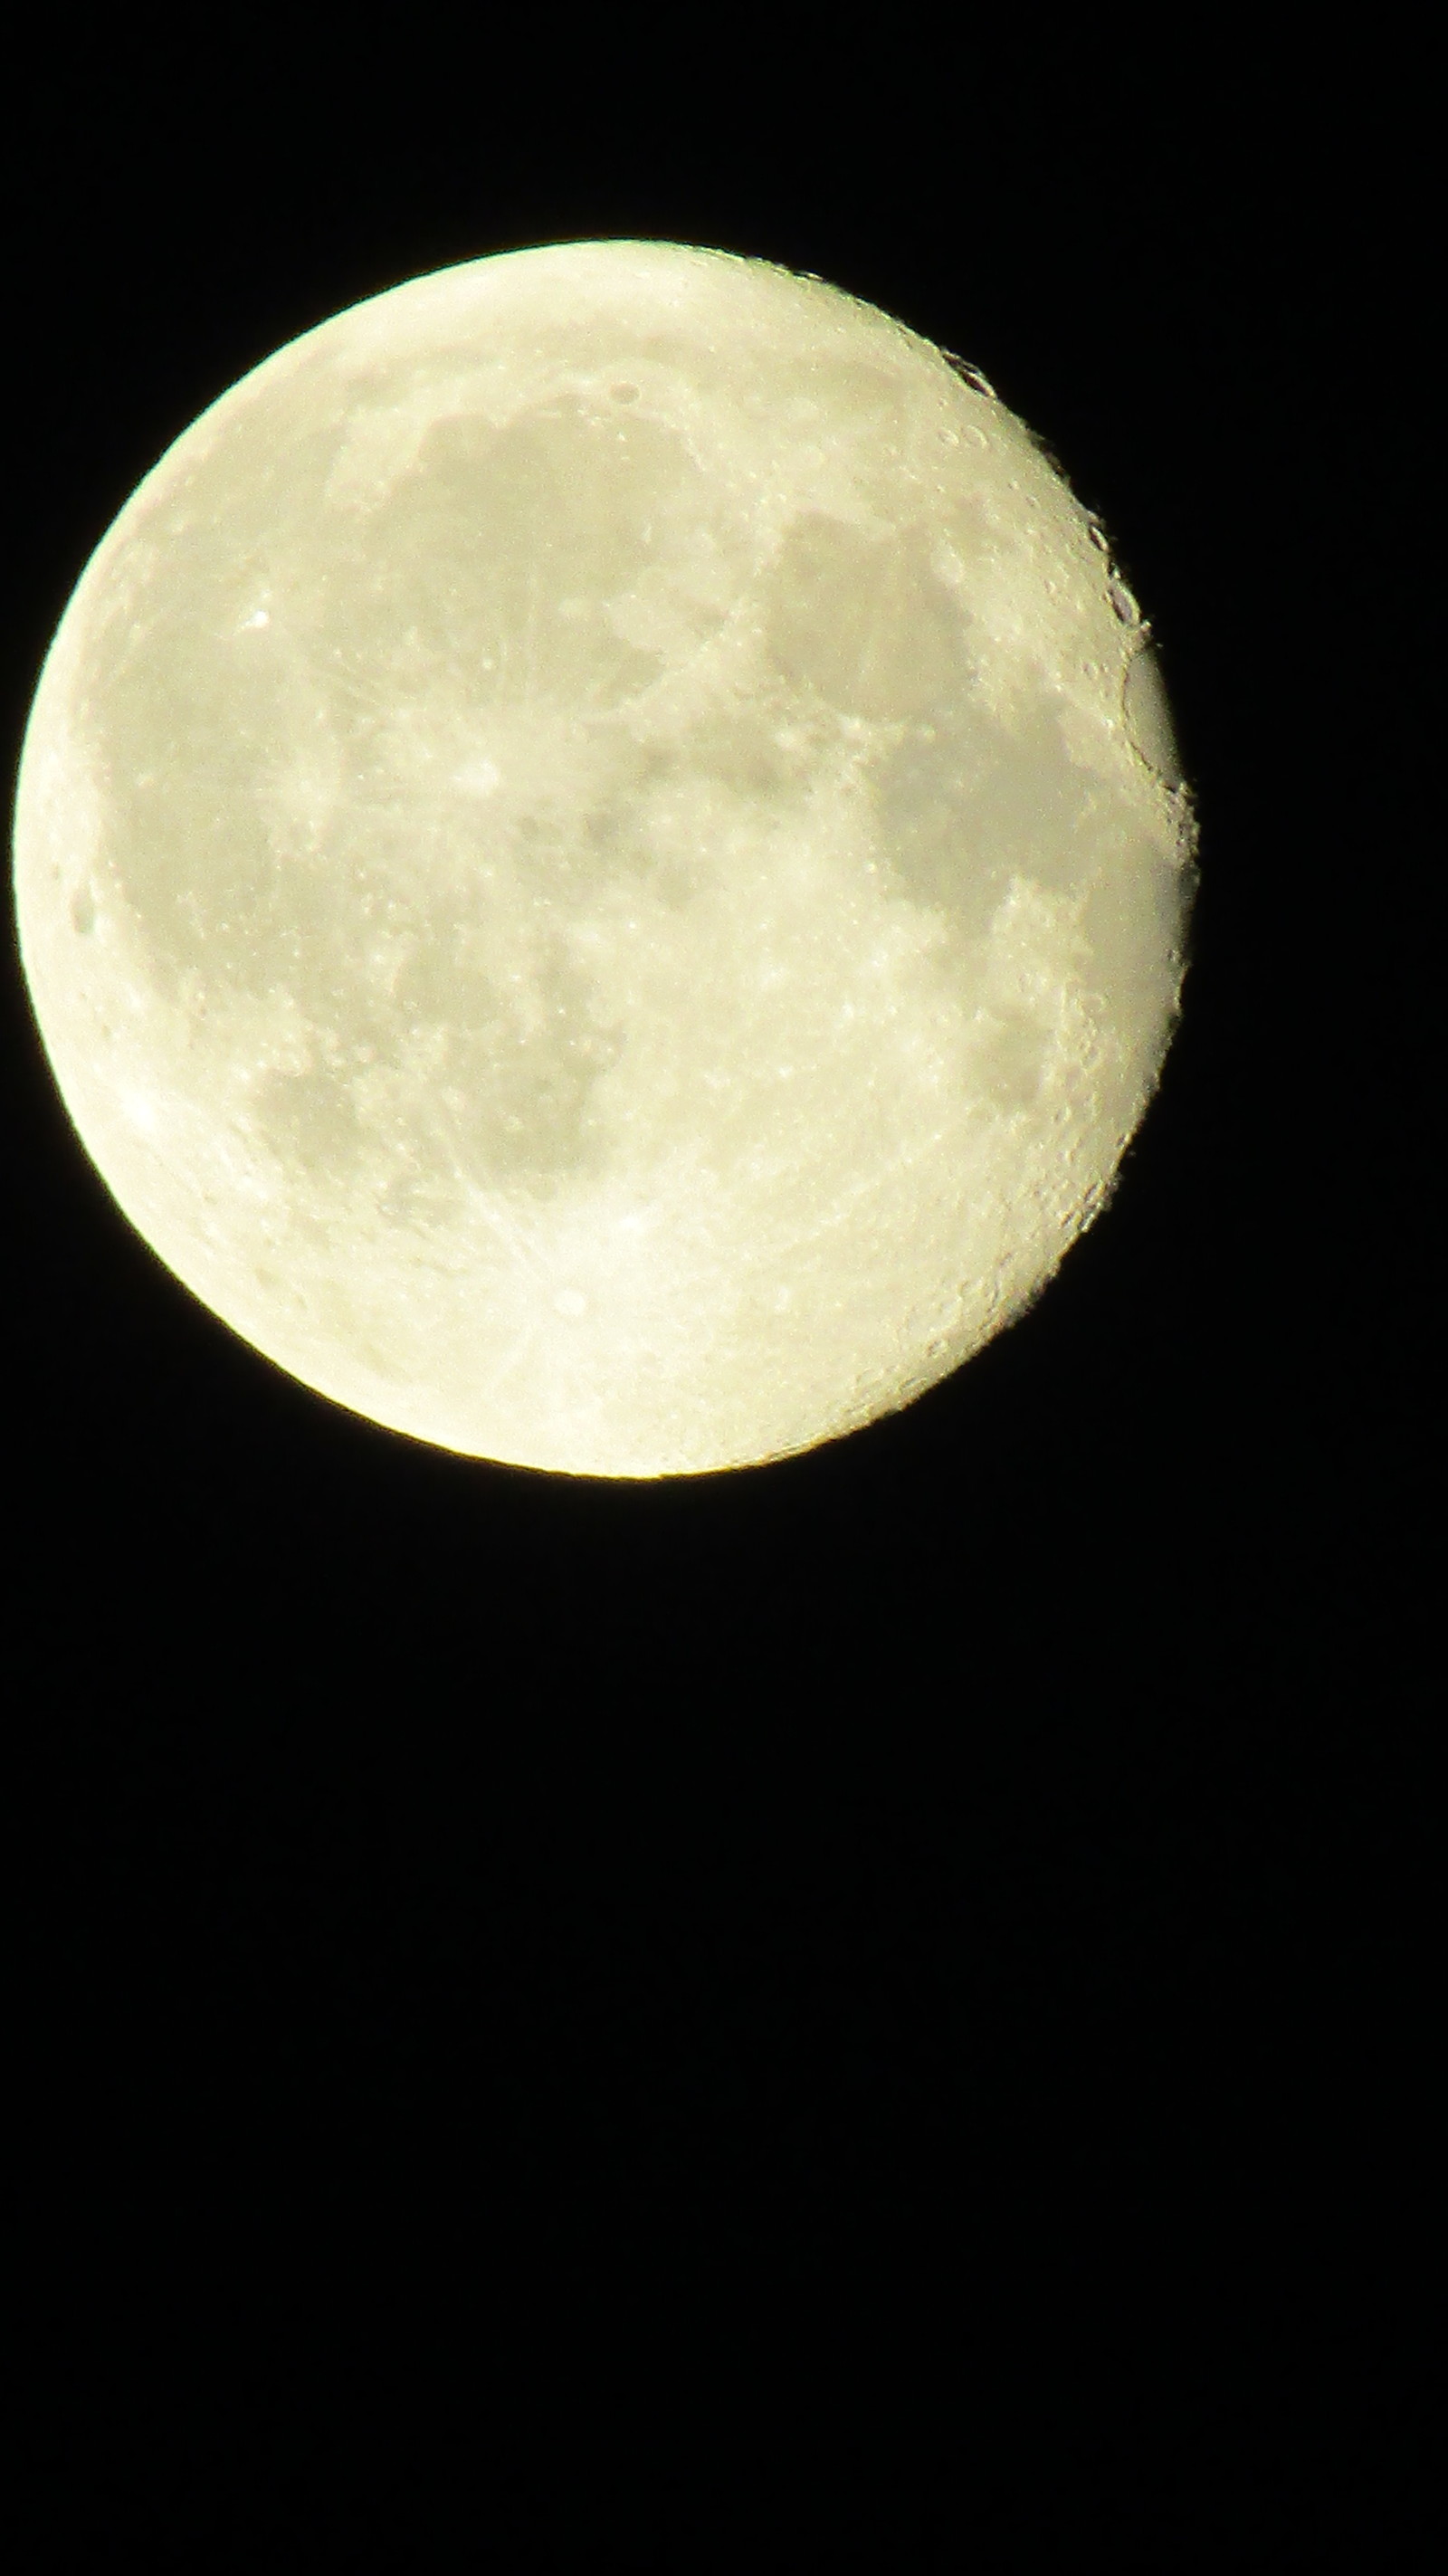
[4,25,1432,2572]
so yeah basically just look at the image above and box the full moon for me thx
[14,242,1195,1477]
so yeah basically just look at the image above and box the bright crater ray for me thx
[14,242,1196,1476]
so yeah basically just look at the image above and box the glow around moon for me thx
[14,242,1195,1476]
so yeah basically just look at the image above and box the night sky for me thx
[5,29,1428,2571]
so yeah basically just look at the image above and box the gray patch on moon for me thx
[79,394,755,1201]
[668,699,805,804]
[973,1005,1052,1111]
[1079,847,1188,1056]
[871,696,1162,950]
[1122,644,1183,787]
[763,513,971,723]
[345,404,683,708]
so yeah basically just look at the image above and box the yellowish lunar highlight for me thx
[14,243,1195,1476]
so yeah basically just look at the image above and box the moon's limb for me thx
[14,242,1196,1475]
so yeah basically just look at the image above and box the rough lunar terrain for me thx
[14,243,1196,1474]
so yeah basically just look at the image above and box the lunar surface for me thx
[14,241,1195,1476]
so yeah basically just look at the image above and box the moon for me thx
[13,242,1195,1477]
